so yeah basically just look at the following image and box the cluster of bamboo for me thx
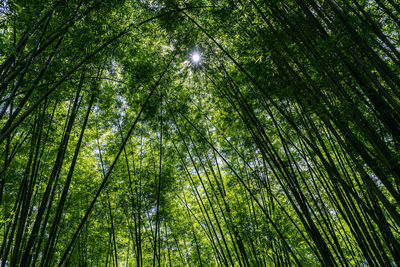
[0,0,399,266]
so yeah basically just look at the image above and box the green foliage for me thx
[0,0,400,266]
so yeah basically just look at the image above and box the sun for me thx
[191,52,201,64]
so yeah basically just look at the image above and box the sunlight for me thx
[191,52,201,64]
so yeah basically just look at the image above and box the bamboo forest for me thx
[1,0,400,266]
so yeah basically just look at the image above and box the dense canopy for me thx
[1,0,400,266]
